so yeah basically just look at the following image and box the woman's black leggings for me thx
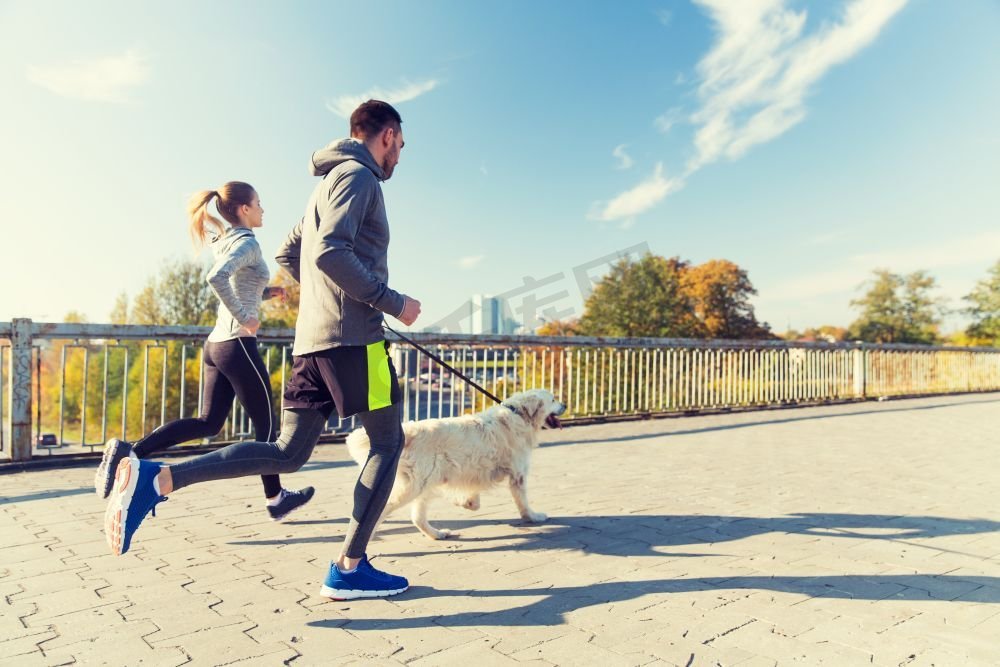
[131,337,283,498]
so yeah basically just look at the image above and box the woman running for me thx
[95,181,314,521]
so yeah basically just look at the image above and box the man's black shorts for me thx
[283,341,401,419]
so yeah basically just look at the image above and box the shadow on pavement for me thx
[542,396,1000,448]
[308,573,1000,631]
[227,519,417,546]
[0,487,92,504]
[385,512,1000,558]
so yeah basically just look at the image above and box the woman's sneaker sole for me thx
[104,456,138,555]
[319,585,408,600]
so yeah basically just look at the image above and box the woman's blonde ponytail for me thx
[187,190,226,249]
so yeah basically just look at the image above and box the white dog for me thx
[345,389,566,540]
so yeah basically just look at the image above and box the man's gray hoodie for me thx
[276,138,405,355]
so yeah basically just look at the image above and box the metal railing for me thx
[2,318,999,462]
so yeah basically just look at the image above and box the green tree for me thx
[681,259,772,339]
[964,260,1000,346]
[131,285,164,325]
[848,269,944,344]
[578,254,703,338]
[130,259,217,325]
[110,292,129,325]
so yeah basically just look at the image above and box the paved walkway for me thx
[2,394,999,666]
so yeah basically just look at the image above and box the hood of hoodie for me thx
[310,138,385,181]
[210,226,255,257]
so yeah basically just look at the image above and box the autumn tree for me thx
[681,259,771,339]
[964,260,1000,346]
[577,254,703,338]
[536,318,580,336]
[260,269,300,328]
[848,269,944,344]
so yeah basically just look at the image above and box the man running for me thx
[276,99,421,598]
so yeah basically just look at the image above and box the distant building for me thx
[470,295,520,335]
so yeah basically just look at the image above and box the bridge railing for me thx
[2,319,999,462]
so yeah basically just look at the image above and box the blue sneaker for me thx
[320,555,409,600]
[104,453,166,556]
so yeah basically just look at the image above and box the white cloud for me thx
[327,79,439,118]
[26,49,149,103]
[591,0,907,225]
[760,266,868,303]
[654,107,682,134]
[805,231,845,246]
[612,144,634,170]
[686,0,908,173]
[458,255,484,269]
[851,230,1000,272]
[759,231,1000,303]
[589,163,683,222]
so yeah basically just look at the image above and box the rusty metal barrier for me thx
[2,319,999,462]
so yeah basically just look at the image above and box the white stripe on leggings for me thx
[237,337,275,444]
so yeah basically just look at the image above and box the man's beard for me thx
[381,148,398,180]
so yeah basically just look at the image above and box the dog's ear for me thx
[525,396,545,426]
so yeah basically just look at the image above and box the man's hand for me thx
[396,296,422,326]
[269,286,288,303]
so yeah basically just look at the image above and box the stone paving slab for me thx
[2,393,999,666]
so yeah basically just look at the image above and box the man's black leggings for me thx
[131,337,283,498]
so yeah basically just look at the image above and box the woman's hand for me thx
[239,317,261,336]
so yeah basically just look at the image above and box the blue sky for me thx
[1,0,998,334]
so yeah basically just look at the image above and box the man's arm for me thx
[275,218,304,283]
[314,171,405,317]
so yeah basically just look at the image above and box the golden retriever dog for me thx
[345,389,566,539]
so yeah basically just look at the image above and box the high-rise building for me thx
[470,295,519,334]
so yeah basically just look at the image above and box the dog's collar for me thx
[500,402,523,417]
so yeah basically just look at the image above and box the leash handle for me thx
[382,323,504,406]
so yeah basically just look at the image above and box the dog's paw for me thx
[424,528,458,540]
[522,512,548,524]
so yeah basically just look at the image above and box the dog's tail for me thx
[344,428,371,465]
[344,423,413,466]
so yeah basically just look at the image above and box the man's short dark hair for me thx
[350,100,402,139]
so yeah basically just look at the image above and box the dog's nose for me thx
[556,403,567,415]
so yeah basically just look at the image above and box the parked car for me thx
[36,433,58,447]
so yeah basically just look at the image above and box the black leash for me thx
[382,323,507,408]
